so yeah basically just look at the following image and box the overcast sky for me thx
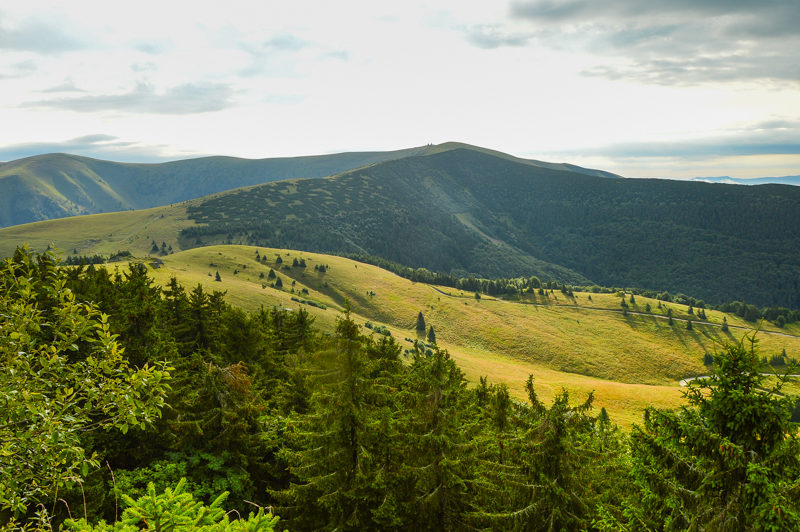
[1,0,799,179]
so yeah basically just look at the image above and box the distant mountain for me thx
[0,142,617,228]
[691,175,800,186]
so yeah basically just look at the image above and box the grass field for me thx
[0,202,195,259]
[104,245,800,429]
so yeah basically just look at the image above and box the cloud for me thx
[131,62,158,72]
[132,38,173,55]
[0,59,36,79]
[555,119,800,159]
[40,76,85,93]
[239,33,312,77]
[465,24,532,49]
[22,81,235,115]
[0,134,204,163]
[325,50,350,61]
[0,16,88,54]
[499,0,800,85]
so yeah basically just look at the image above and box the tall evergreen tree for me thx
[275,306,396,531]
[626,333,800,530]
[473,377,600,531]
[427,325,437,344]
[401,347,477,531]
[416,311,426,332]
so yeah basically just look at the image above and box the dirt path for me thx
[427,285,800,341]
[679,373,800,387]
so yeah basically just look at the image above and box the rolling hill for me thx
[106,245,800,427]
[3,148,800,309]
[0,141,617,228]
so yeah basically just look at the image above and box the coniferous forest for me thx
[3,248,800,532]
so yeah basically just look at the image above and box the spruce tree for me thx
[472,376,601,531]
[627,334,800,530]
[427,325,437,344]
[400,347,477,530]
[275,306,400,530]
[416,311,426,332]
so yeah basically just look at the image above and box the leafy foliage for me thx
[0,248,171,514]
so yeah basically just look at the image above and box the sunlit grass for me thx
[105,245,800,429]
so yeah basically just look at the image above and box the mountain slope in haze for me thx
[416,142,621,178]
[0,142,618,228]
[692,175,800,186]
[181,149,800,308]
[0,147,428,228]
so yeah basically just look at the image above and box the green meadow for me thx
[117,245,800,428]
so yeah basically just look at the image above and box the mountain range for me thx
[0,142,617,228]
[692,175,800,186]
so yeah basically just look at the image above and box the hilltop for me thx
[0,142,616,228]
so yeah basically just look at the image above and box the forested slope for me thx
[0,147,431,227]
[0,142,616,228]
[181,149,800,308]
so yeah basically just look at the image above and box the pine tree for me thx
[722,316,729,332]
[416,311,426,332]
[400,347,477,530]
[215,271,221,282]
[275,276,283,288]
[627,334,800,530]
[687,319,693,330]
[472,376,601,531]
[275,306,400,530]
[427,325,437,344]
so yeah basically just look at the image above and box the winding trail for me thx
[427,285,800,340]
[678,373,800,387]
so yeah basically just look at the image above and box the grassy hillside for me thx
[118,245,800,428]
[0,142,619,228]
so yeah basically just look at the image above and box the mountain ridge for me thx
[0,142,617,228]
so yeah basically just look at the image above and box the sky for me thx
[1,0,799,179]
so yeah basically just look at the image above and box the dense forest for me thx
[3,248,800,531]
[181,149,800,309]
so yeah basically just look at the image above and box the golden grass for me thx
[103,245,800,429]
[0,202,196,259]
